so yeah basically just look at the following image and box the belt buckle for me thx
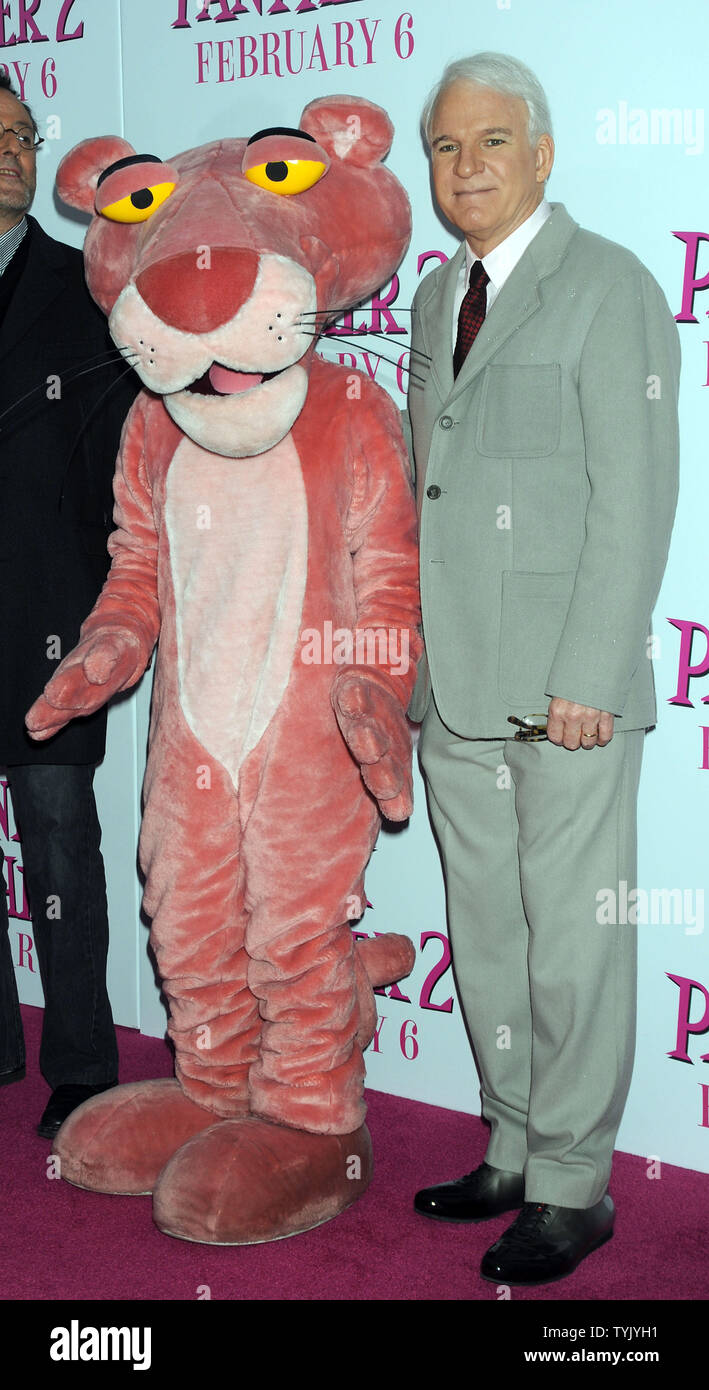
[507,714,548,742]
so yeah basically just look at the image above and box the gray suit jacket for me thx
[405,203,680,735]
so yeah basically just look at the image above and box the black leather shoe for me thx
[414,1161,525,1222]
[37,1082,118,1139]
[0,1064,25,1087]
[480,1195,615,1285]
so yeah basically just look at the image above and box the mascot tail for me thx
[354,932,415,1050]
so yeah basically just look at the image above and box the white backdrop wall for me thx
[3,0,708,1174]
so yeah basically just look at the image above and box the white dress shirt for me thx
[0,215,27,275]
[452,198,552,350]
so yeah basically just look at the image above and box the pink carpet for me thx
[3,1004,708,1302]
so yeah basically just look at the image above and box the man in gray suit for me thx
[406,52,679,1285]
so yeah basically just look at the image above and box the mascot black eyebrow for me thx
[27,95,422,1245]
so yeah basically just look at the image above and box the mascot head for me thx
[56,96,411,459]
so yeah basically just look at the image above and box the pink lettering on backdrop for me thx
[667,972,709,1063]
[418,250,448,274]
[56,0,83,41]
[17,0,49,44]
[334,19,354,66]
[0,0,84,45]
[217,37,233,80]
[673,230,709,322]
[262,28,280,73]
[175,0,367,27]
[16,931,35,971]
[192,16,385,81]
[418,931,453,1013]
[352,929,454,1015]
[307,24,328,69]
[701,727,709,770]
[368,278,406,335]
[667,618,709,705]
[323,254,446,396]
[400,1019,418,1060]
[358,15,377,63]
[0,780,11,841]
[283,27,304,72]
[4,857,31,921]
[327,278,406,339]
[395,352,409,394]
[1,781,29,924]
[701,1083,709,1128]
[240,34,257,77]
[0,59,27,95]
[0,780,20,842]
[370,1015,385,1053]
[195,39,211,80]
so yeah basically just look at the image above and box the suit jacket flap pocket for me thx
[477,363,561,458]
[498,569,575,705]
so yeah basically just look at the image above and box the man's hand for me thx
[546,697,614,751]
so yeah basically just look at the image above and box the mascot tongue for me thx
[209,363,263,394]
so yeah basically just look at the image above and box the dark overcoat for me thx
[0,215,138,764]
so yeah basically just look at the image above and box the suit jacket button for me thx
[427,484,441,499]
[439,415,453,429]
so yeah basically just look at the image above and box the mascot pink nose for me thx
[135,248,260,332]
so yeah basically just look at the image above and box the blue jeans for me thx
[0,764,118,1088]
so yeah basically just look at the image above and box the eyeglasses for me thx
[507,714,548,743]
[0,121,43,151]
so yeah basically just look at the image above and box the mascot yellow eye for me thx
[100,181,176,224]
[244,159,326,197]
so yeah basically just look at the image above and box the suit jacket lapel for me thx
[0,216,69,365]
[416,242,465,402]
[449,270,542,398]
[425,204,580,407]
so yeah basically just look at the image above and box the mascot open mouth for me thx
[166,359,309,458]
[188,363,283,396]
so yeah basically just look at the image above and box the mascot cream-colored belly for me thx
[165,436,308,793]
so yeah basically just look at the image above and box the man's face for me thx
[430,81,554,257]
[0,89,37,232]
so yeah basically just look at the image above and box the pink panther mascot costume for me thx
[26,96,422,1245]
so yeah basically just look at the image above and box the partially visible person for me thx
[0,74,137,1137]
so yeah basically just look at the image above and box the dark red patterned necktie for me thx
[453,260,489,377]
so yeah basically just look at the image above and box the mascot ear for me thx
[300,95,393,168]
[57,136,138,214]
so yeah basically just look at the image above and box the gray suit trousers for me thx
[419,697,644,1208]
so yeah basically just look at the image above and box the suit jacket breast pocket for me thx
[498,569,575,705]
[477,363,561,458]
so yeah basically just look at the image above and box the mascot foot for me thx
[53,1078,245,1195]
[152,1117,373,1244]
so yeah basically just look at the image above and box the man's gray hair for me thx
[421,52,553,148]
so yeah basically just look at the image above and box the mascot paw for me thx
[152,1117,373,1244]
[53,1079,245,1195]
[26,633,145,741]
[331,673,413,821]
